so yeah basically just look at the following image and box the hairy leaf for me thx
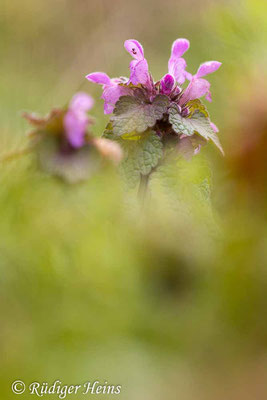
[189,111,224,155]
[169,104,195,136]
[169,104,224,154]
[118,130,163,188]
[112,95,169,136]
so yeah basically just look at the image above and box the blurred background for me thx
[1,0,267,398]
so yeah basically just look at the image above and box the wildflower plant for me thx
[86,39,223,190]
[23,93,122,183]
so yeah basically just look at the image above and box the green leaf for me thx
[103,122,142,141]
[190,111,224,155]
[186,99,209,118]
[169,104,195,137]
[112,95,169,136]
[119,130,163,188]
[169,104,224,155]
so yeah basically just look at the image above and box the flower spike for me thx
[86,37,223,163]
[23,92,123,182]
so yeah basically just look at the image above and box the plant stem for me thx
[138,174,149,207]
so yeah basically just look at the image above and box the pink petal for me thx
[180,78,210,105]
[210,122,219,132]
[168,57,187,85]
[184,71,193,81]
[64,110,88,148]
[70,92,94,112]
[160,74,175,94]
[129,58,149,85]
[86,72,111,85]
[124,39,144,60]
[104,102,114,114]
[196,61,222,78]
[171,38,190,58]
[102,85,130,114]
[129,59,138,79]
[205,90,212,102]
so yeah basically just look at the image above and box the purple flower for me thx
[86,38,221,119]
[168,38,190,85]
[23,92,124,182]
[160,74,175,95]
[124,39,151,87]
[86,72,130,114]
[64,92,94,148]
[180,61,222,105]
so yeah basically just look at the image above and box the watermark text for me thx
[11,380,121,397]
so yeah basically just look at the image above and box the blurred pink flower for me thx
[64,92,94,148]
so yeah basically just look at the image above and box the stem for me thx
[138,174,150,207]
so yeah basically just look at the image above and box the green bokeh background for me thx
[1,0,267,398]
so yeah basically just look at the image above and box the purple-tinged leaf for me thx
[112,95,169,136]
[169,104,224,154]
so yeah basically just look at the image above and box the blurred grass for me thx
[1,0,267,399]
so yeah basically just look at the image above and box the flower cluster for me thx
[86,38,223,159]
[18,38,222,189]
[23,92,122,183]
